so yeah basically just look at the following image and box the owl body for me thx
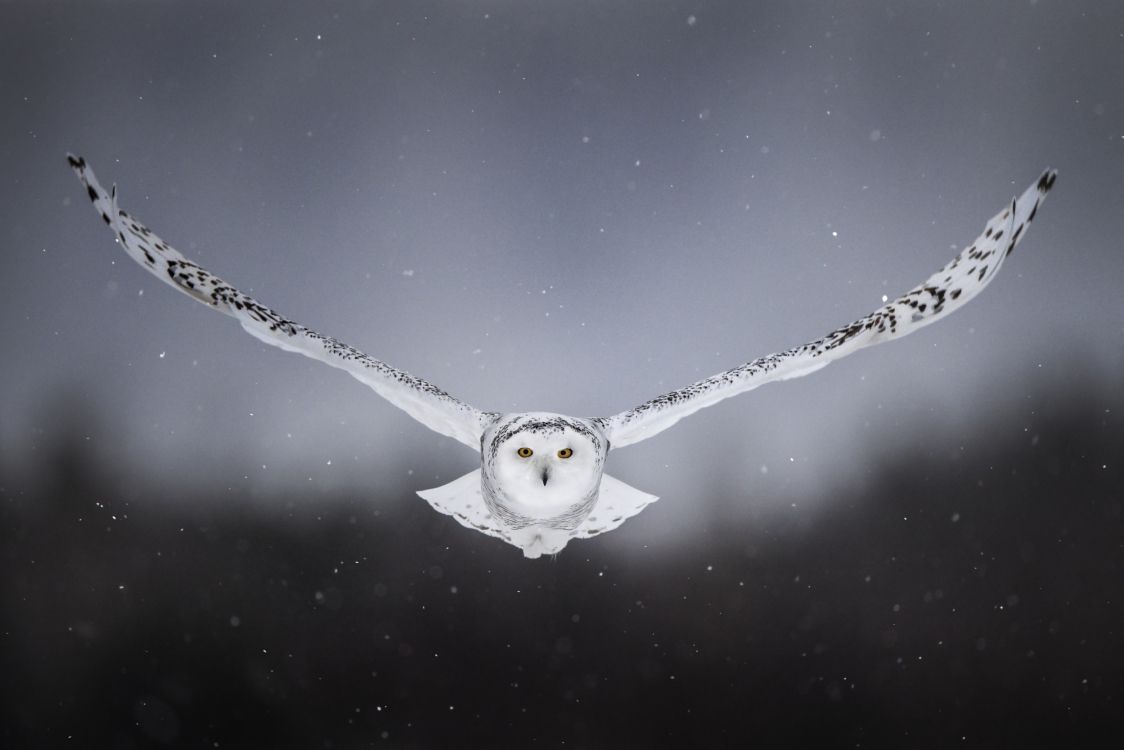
[479,413,608,556]
[413,411,655,557]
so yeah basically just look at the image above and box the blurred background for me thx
[2,1,1122,747]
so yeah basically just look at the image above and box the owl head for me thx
[482,413,608,521]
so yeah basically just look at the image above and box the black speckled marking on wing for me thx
[68,155,495,449]
[599,169,1057,449]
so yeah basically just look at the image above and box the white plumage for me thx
[68,155,1056,558]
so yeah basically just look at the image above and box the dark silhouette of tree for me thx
[2,376,1121,748]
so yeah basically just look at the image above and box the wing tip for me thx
[1037,168,1058,194]
[66,153,86,171]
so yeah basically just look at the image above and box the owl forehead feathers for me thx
[488,414,603,457]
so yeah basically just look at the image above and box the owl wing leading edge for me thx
[598,169,1057,449]
[68,156,494,449]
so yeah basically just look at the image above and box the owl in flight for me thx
[68,155,1056,557]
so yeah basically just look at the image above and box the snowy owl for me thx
[68,155,1056,558]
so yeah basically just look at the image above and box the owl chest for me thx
[481,471,599,531]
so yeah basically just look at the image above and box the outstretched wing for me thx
[68,155,494,449]
[598,169,1057,449]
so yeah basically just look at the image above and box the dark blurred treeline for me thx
[2,379,1122,749]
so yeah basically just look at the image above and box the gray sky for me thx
[3,1,1122,545]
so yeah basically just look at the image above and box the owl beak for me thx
[541,466,550,486]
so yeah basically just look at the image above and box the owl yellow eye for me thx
[557,448,573,459]
[516,447,533,458]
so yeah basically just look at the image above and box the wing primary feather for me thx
[598,168,1057,449]
[68,154,495,449]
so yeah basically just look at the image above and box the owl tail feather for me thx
[417,470,659,557]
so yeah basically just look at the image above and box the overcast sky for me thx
[2,1,1122,540]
